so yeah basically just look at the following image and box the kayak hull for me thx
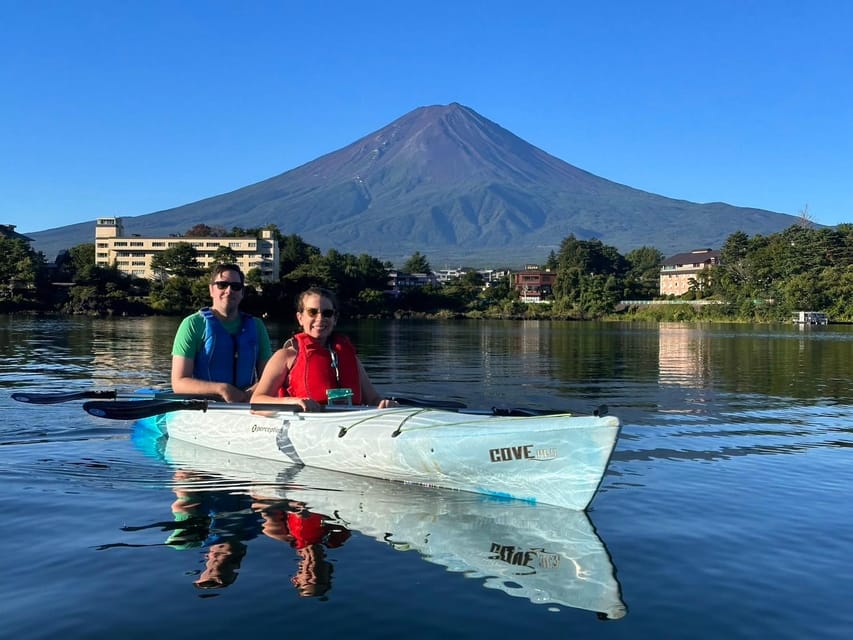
[150,406,621,510]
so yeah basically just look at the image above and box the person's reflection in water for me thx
[193,540,248,590]
[292,545,333,597]
[254,498,351,599]
[167,470,261,594]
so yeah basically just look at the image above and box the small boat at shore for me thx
[153,433,627,618]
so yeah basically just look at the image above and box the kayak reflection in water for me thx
[253,498,352,599]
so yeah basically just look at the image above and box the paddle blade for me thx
[12,390,118,404]
[83,399,209,421]
[391,396,467,410]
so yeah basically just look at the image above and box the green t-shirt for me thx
[172,312,273,363]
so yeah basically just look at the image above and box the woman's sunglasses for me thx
[302,307,336,318]
[213,281,244,291]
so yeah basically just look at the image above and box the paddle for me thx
[82,399,307,421]
[489,404,607,417]
[13,388,466,409]
[11,390,220,405]
[82,397,466,421]
[13,389,120,404]
[82,397,606,421]
[390,396,467,410]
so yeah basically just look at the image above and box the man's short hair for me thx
[210,264,245,285]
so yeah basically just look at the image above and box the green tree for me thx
[211,245,238,265]
[54,243,96,281]
[186,224,211,237]
[402,251,431,274]
[443,271,486,311]
[0,237,46,302]
[148,275,203,314]
[279,234,321,275]
[480,274,512,306]
[150,243,201,280]
[62,264,147,316]
[624,246,664,299]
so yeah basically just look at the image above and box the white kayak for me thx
[159,434,628,618]
[133,401,621,511]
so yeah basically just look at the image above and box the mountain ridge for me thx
[26,103,802,266]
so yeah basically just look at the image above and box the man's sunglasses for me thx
[302,307,336,318]
[212,281,244,291]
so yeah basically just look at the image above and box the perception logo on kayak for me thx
[488,445,557,462]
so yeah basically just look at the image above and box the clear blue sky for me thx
[3,0,851,233]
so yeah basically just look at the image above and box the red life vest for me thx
[286,511,351,549]
[281,332,363,404]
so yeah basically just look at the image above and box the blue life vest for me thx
[194,308,259,388]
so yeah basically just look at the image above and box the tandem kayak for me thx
[130,401,621,511]
[155,433,627,618]
[12,390,621,511]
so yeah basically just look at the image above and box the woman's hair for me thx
[209,264,245,285]
[296,287,339,312]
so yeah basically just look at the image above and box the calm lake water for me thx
[1,316,851,639]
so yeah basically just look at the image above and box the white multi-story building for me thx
[94,217,279,281]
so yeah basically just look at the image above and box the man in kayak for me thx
[250,286,394,411]
[171,264,272,402]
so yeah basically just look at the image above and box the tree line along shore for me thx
[2,223,851,323]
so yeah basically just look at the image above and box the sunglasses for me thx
[212,281,244,291]
[302,307,336,318]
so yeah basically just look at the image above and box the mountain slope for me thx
[27,103,802,266]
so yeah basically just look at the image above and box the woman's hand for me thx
[295,397,323,412]
[250,396,322,415]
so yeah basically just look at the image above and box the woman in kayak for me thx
[250,286,396,411]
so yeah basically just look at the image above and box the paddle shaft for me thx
[81,399,391,421]
[82,398,585,421]
[11,390,220,405]
[13,388,591,419]
[12,389,466,409]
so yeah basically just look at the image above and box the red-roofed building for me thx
[513,265,556,303]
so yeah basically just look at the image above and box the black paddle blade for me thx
[83,399,209,421]
[391,396,467,410]
[12,390,118,404]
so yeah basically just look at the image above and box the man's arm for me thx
[170,355,248,402]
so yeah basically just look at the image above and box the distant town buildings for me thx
[513,265,556,303]
[388,267,511,294]
[94,217,280,281]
